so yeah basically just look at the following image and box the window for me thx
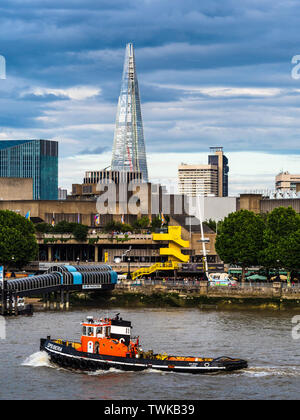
[88,327,93,336]
[96,327,103,335]
[82,326,87,336]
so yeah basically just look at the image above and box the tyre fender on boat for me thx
[80,359,88,370]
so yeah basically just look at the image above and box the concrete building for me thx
[0,193,220,270]
[0,178,33,200]
[238,193,300,214]
[275,171,300,191]
[58,188,67,200]
[197,196,237,222]
[0,198,219,269]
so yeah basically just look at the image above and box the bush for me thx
[35,222,52,233]
[35,220,90,242]
[72,224,89,242]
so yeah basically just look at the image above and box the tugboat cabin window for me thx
[82,326,87,336]
[96,327,103,335]
[88,327,94,336]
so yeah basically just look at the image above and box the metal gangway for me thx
[0,264,118,315]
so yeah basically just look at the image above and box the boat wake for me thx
[240,366,300,378]
[22,351,53,368]
[88,368,132,376]
[21,352,165,375]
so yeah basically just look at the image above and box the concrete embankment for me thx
[107,281,300,310]
[26,281,300,311]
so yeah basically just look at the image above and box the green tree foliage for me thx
[0,210,38,268]
[72,224,89,242]
[215,210,265,282]
[150,216,162,231]
[35,220,89,242]
[204,219,217,232]
[280,230,300,272]
[259,206,300,271]
[35,222,51,233]
[132,216,150,231]
[121,223,133,233]
[103,221,123,234]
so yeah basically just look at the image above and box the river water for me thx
[0,307,299,400]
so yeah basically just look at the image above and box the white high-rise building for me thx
[178,163,219,197]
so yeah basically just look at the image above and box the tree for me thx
[72,224,89,242]
[259,206,300,276]
[103,221,123,234]
[215,210,265,283]
[132,216,150,231]
[35,222,52,233]
[204,219,217,232]
[150,216,162,231]
[121,223,133,233]
[0,210,38,268]
[280,230,300,274]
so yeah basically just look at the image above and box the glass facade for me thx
[0,139,58,200]
[208,148,229,197]
[111,43,149,182]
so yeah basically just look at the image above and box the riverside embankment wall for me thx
[111,281,300,310]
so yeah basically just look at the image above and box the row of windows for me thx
[82,326,111,337]
[0,140,58,200]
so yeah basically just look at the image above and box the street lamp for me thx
[276,259,280,282]
[127,257,131,280]
[114,246,132,280]
[0,264,4,315]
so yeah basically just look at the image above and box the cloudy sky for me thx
[1,0,300,195]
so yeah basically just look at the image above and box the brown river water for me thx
[0,307,299,400]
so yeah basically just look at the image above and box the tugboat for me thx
[40,314,248,374]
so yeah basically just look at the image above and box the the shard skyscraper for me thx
[111,43,149,182]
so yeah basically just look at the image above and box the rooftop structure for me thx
[275,171,300,192]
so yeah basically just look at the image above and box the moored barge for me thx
[40,314,248,374]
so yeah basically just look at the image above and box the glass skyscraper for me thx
[0,139,58,200]
[111,43,149,182]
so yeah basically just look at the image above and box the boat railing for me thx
[53,339,81,350]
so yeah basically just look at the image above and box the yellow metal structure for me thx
[131,226,190,280]
[152,226,190,263]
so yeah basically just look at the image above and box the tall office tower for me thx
[0,139,58,200]
[208,147,229,197]
[178,163,219,197]
[111,43,149,182]
[178,147,229,197]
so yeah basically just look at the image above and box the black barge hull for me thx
[40,338,248,374]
